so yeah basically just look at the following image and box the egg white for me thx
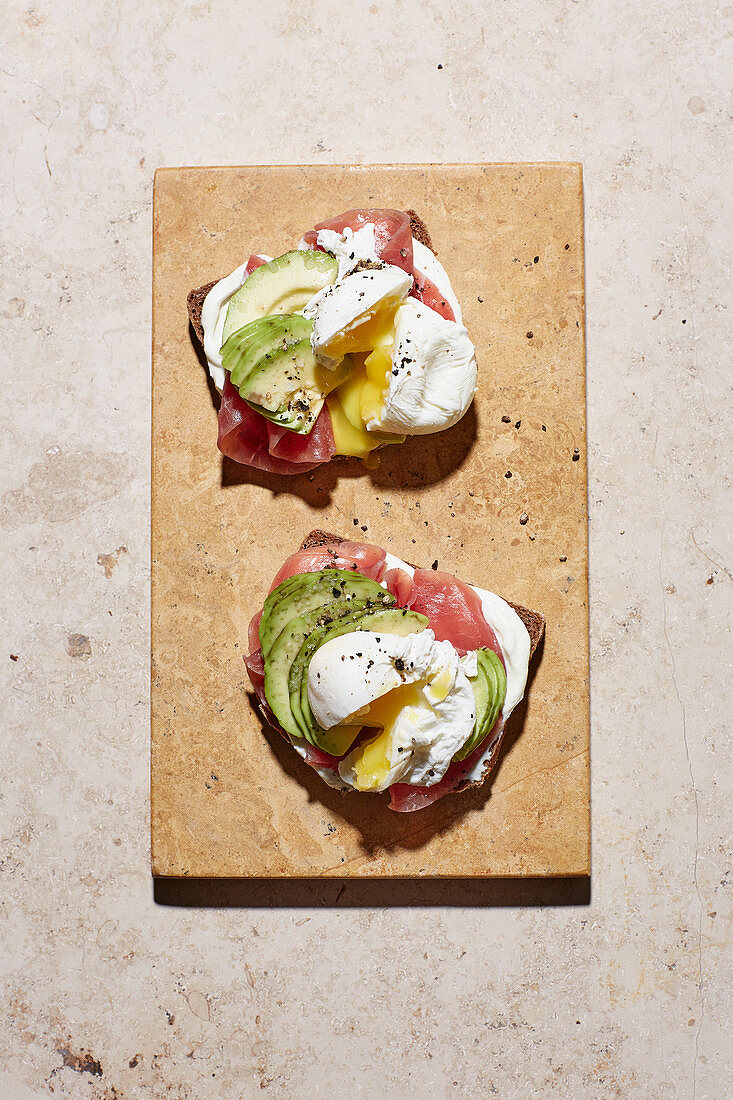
[302,265,412,358]
[307,629,476,791]
[365,298,477,436]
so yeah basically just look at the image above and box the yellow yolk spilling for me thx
[349,682,429,792]
[326,308,405,463]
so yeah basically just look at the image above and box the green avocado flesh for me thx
[221,310,350,435]
[453,648,507,761]
[244,337,351,435]
[259,569,390,657]
[222,250,338,342]
[222,314,312,392]
[261,569,429,756]
[264,598,381,741]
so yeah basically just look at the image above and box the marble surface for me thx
[2,2,730,1097]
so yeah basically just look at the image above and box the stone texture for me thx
[151,163,588,879]
[1,2,730,1098]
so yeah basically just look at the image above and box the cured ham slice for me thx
[410,268,455,321]
[218,377,335,475]
[406,569,503,659]
[247,609,263,656]
[267,541,386,593]
[388,716,504,812]
[266,413,335,463]
[383,567,414,607]
[303,745,340,771]
[243,646,280,727]
[243,645,265,701]
[243,609,276,723]
[303,209,414,275]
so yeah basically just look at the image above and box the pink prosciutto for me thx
[303,745,341,771]
[303,209,414,274]
[218,378,336,475]
[404,569,503,659]
[410,268,455,322]
[243,609,277,724]
[267,540,386,593]
[382,566,414,606]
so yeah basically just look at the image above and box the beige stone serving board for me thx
[151,164,589,879]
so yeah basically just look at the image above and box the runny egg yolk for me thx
[326,308,405,463]
[349,682,429,791]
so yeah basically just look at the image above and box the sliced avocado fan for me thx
[259,569,391,658]
[261,568,428,757]
[222,250,338,342]
[453,648,507,761]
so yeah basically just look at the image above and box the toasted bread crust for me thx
[187,279,217,345]
[406,210,435,254]
[187,211,436,349]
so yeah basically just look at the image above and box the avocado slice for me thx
[260,569,392,657]
[243,338,351,435]
[292,607,429,750]
[263,598,380,740]
[222,314,311,392]
[222,250,338,342]
[288,604,388,747]
[453,648,507,761]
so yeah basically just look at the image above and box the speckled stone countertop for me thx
[2,3,730,1098]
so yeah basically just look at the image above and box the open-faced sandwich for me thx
[245,531,544,812]
[187,209,477,474]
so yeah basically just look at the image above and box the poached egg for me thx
[302,264,413,360]
[307,629,477,791]
[365,298,477,435]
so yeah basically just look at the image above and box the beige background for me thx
[2,2,731,1097]
[152,163,589,879]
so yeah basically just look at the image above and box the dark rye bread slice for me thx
[186,211,436,350]
[298,528,545,796]
[404,209,435,254]
[187,280,217,345]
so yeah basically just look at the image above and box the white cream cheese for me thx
[200,255,272,392]
[315,224,381,280]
